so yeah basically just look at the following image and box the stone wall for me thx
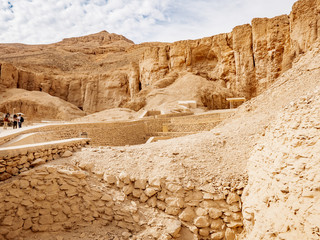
[0,111,234,149]
[0,121,148,147]
[0,138,90,181]
[0,164,244,240]
[109,171,244,239]
[0,131,26,146]
[162,110,235,133]
[169,110,235,124]
[166,121,221,133]
[143,118,171,134]
[0,110,235,182]
[33,121,148,146]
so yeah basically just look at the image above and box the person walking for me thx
[3,113,10,130]
[18,114,24,128]
[13,114,18,129]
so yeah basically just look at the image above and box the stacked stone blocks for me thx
[0,138,90,181]
[0,165,244,240]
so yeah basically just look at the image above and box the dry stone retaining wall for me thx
[169,111,235,124]
[0,166,142,240]
[167,121,221,133]
[0,138,90,181]
[0,121,147,147]
[110,171,244,239]
[143,118,171,134]
[0,164,244,240]
[0,131,29,146]
[0,111,233,148]
[41,122,148,146]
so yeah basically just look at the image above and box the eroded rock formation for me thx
[0,89,85,120]
[0,0,319,116]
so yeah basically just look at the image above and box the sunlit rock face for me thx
[0,0,319,115]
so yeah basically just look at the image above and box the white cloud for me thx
[0,0,297,44]
[148,0,297,42]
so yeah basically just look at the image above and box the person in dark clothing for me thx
[18,114,24,128]
[3,113,9,130]
[13,114,18,129]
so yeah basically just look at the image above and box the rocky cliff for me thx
[0,0,319,117]
[0,89,85,120]
[240,43,320,239]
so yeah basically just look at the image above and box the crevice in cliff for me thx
[252,54,256,68]
[16,73,20,88]
[138,81,142,91]
[225,33,233,50]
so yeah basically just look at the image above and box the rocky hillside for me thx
[0,0,319,117]
[243,92,320,239]
[63,37,320,240]
[0,88,85,121]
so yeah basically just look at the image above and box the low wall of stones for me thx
[169,111,235,124]
[40,122,148,146]
[0,110,235,147]
[143,118,171,134]
[0,131,28,146]
[155,112,193,119]
[167,121,222,133]
[0,121,148,147]
[111,172,244,240]
[0,138,90,181]
[0,164,244,240]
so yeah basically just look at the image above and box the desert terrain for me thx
[0,0,320,239]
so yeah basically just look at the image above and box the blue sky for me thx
[0,0,296,44]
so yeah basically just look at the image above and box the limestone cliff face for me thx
[232,24,255,99]
[0,63,19,88]
[290,0,320,55]
[0,0,319,115]
[252,15,292,93]
[135,0,320,108]
[0,89,85,120]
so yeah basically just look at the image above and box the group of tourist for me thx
[2,113,24,130]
